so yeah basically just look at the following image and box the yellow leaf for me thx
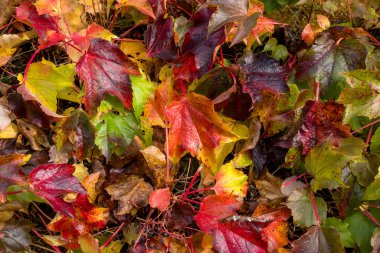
[0,123,18,139]
[214,161,248,198]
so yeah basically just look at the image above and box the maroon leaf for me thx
[16,2,65,49]
[28,164,86,217]
[238,53,290,103]
[215,92,252,121]
[145,16,177,61]
[75,39,140,113]
[168,202,195,229]
[182,7,225,76]
[212,221,267,253]
[293,100,350,154]
[61,110,95,161]
[194,194,242,233]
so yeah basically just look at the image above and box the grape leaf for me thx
[131,75,156,120]
[145,15,177,61]
[105,175,153,215]
[337,69,380,123]
[214,161,248,198]
[33,0,86,37]
[182,7,225,76]
[305,137,365,191]
[17,59,77,117]
[0,220,32,252]
[293,100,350,154]
[292,226,345,253]
[94,111,138,161]
[194,194,242,233]
[0,154,29,186]
[28,164,87,217]
[323,217,355,248]
[238,53,290,103]
[75,38,140,113]
[149,187,171,211]
[116,0,155,18]
[286,188,327,228]
[296,27,368,98]
[166,92,238,163]
[16,2,65,48]
[363,172,380,201]
[212,221,267,253]
[61,110,95,161]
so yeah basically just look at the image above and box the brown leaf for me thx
[254,172,285,202]
[0,0,20,26]
[16,119,50,151]
[140,146,168,188]
[105,175,153,215]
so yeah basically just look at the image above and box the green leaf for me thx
[323,217,355,248]
[94,111,138,161]
[17,59,77,116]
[371,127,380,155]
[130,75,156,120]
[350,154,379,187]
[7,185,44,208]
[363,171,380,200]
[338,70,380,123]
[306,137,365,191]
[286,188,327,228]
[345,209,380,253]
[263,38,288,61]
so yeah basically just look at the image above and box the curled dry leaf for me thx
[105,174,153,215]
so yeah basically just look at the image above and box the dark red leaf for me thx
[28,164,86,217]
[194,194,241,233]
[0,154,29,197]
[16,2,65,49]
[145,16,177,61]
[168,202,195,229]
[212,221,267,253]
[293,100,350,154]
[215,92,252,121]
[61,110,95,161]
[75,39,140,113]
[181,7,225,76]
[173,52,198,86]
[238,53,290,103]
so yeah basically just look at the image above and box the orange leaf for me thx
[149,188,171,211]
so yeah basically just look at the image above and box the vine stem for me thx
[99,222,125,250]
[182,165,203,204]
[365,125,374,152]
[351,118,380,134]
[360,206,380,227]
[134,210,154,248]
[23,48,41,85]
[303,175,320,226]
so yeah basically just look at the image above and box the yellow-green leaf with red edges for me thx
[166,92,240,164]
[214,161,248,198]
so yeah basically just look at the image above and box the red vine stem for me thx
[100,222,125,250]
[23,48,41,85]
[365,125,374,152]
[303,175,320,226]
[182,165,203,204]
[351,118,380,134]
[360,206,380,227]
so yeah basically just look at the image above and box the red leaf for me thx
[194,194,242,233]
[212,221,267,253]
[16,2,65,49]
[166,92,237,163]
[145,16,177,60]
[149,188,171,211]
[28,164,86,217]
[75,39,140,113]
[293,100,350,154]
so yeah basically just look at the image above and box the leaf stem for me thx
[100,222,125,250]
[303,175,320,226]
[182,165,203,204]
[351,118,380,134]
[23,48,41,85]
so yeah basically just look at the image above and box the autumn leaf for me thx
[0,154,29,186]
[296,27,368,98]
[75,38,140,113]
[305,137,365,191]
[338,69,380,123]
[0,31,35,67]
[166,92,238,163]
[238,53,290,103]
[105,175,153,215]
[194,194,242,233]
[33,0,86,37]
[145,15,177,61]
[16,2,65,48]
[214,161,248,198]
[292,226,345,253]
[212,221,267,253]
[286,188,327,228]
[293,100,350,154]
[17,59,77,117]
[0,220,32,252]
[61,110,95,161]
[28,164,87,217]
[116,0,155,18]
[131,75,156,120]
[149,187,171,211]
